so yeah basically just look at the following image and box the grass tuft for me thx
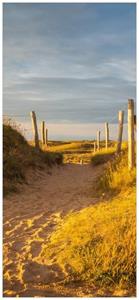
[91,147,115,166]
[98,150,136,194]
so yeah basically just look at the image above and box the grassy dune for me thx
[91,147,115,166]
[3,124,63,195]
[47,140,116,153]
[47,141,94,152]
[46,141,94,164]
[40,150,136,296]
[47,140,116,164]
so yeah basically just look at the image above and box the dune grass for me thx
[48,140,117,164]
[98,150,136,194]
[46,141,94,164]
[47,140,116,153]
[47,141,93,153]
[91,141,128,167]
[40,149,136,296]
[3,124,63,195]
[91,147,116,166]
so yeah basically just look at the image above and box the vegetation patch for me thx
[40,190,135,291]
[3,124,63,195]
[91,148,115,166]
[98,149,136,194]
[39,149,136,296]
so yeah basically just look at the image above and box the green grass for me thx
[39,149,136,296]
[3,124,63,195]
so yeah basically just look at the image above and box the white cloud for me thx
[3,3,136,139]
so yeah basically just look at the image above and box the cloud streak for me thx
[3,3,136,138]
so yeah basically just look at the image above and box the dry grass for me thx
[98,149,136,194]
[3,124,63,195]
[47,141,93,153]
[91,147,116,166]
[46,141,94,164]
[40,149,136,296]
[47,140,116,164]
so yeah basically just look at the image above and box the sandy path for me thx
[3,163,104,297]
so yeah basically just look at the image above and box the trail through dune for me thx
[3,163,105,297]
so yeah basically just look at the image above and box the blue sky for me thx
[3,3,136,139]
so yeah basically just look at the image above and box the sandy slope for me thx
[3,163,104,297]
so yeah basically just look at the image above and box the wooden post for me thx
[105,122,109,150]
[97,131,100,151]
[134,115,136,132]
[45,128,48,145]
[94,141,96,153]
[30,111,39,148]
[116,111,124,154]
[41,121,45,145]
[128,99,135,169]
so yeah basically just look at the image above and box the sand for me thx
[3,163,104,297]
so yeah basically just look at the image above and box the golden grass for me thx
[99,150,136,193]
[40,190,135,287]
[46,141,94,164]
[39,150,136,295]
[46,141,93,153]
[47,141,116,164]
[91,147,116,166]
[47,140,116,153]
[64,153,92,164]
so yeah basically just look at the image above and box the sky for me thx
[3,3,136,140]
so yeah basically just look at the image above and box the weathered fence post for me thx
[105,122,109,150]
[128,99,135,169]
[116,111,124,154]
[41,121,45,145]
[134,115,136,132]
[94,141,96,153]
[45,128,48,145]
[97,131,100,151]
[30,111,39,149]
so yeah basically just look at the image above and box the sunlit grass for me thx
[98,149,136,193]
[47,140,117,165]
[47,141,93,153]
[40,190,135,287]
[91,147,116,166]
[38,149,136,295]
[64,152,93,164]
